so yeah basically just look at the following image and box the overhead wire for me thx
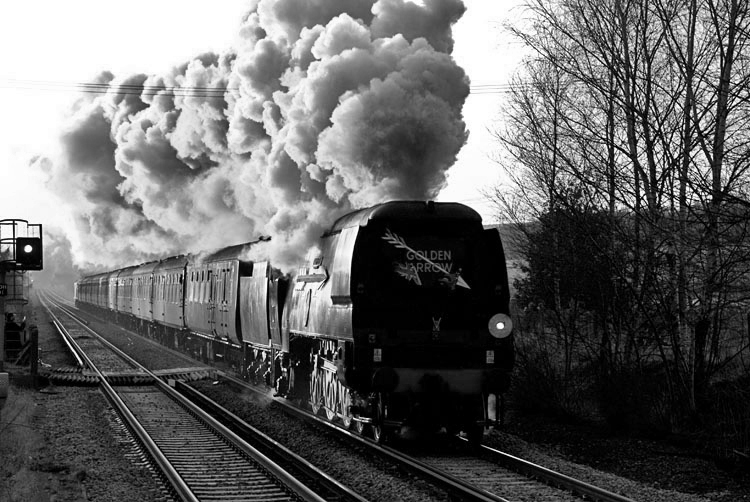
[0,77,230,98]
[0,77,526,96]
[470,83,516,94]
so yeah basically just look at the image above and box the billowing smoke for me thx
[41,0,469,271]
[31,228,84,300]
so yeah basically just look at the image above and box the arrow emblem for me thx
[394,262,422,285]
[382,228,470,289]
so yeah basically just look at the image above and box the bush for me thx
[596,364,675,435]
[510,336,590,420]
[511,334,678,435]
[701,377,750,458]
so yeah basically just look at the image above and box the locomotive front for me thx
[347,201,514,441]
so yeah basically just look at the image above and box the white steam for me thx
[40,0,469,271]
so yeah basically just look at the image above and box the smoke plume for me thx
[41,0,469,271]
[31,228,83,300]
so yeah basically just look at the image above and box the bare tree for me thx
[494,0,750,426]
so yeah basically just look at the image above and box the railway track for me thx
[218,372,636,502]
[45,292,637,502]
[402,441,637,502]
[39,292,362,502]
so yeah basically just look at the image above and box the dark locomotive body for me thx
[74,201,514,444]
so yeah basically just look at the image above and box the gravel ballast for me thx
[2,296,749,501]
[0,298,166,502]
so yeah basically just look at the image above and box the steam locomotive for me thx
[75,201,514,444]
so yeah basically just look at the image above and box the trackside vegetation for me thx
[492,0,750,461]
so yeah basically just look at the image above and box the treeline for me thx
[492,0,750,454]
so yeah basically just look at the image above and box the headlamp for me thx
[488,313,513,338]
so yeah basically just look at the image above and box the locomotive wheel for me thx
[340,414,352,429]
[325,406,337,421]
[353,419,365,434]
[372,422,392,444]
[372,424,385,443]
[372,393,390,444]
[310,369,323,415]
[311,400,322,415]
[324,376,337,421]
[339,390,352,428]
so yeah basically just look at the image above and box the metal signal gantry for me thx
[1,220,43,272]
[1,219,43,375]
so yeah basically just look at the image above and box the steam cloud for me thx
[41,0,469,271]
[31,228,82,299]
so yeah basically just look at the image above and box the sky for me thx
[0,0,526,275]
[442,0,525,217]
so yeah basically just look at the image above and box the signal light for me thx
[15,237,43,270]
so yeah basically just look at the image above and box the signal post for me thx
[0,219,43,398]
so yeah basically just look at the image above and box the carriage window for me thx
[200,270,206,303]
[305,289,312,327]
[222,269,227,303]
[208,270,213,302]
